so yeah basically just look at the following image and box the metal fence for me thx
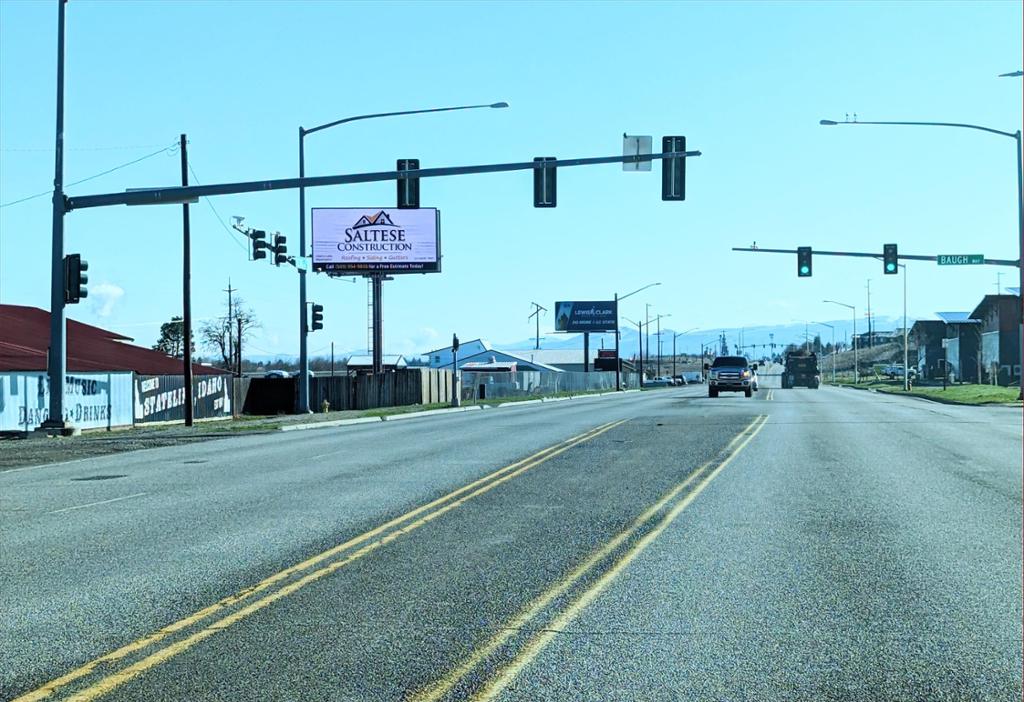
[460,371,636,401]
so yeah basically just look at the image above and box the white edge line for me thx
[47,492,149,515]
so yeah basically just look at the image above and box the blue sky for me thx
[1,0,1021,359]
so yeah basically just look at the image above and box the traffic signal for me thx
[797,246,812,277]
[63,254,88,304]
[662,136,686,201]
[397,159,420,208]
[251,230,268,261]
[533,157,556,207]
[273,233,288,266]
[309,303,324,332]
[883,243,898,274]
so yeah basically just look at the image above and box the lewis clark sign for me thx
[554,301,618,333]
[311,207,440,275]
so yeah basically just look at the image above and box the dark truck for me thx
[704,355,758,398]
[781,351,820,389]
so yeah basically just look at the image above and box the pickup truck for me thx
[704,356,758,398]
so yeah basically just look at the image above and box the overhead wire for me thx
[185,161,249,254]
[0,142,178,208]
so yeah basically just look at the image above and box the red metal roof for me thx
[0,304,228,375]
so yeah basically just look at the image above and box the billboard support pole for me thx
[372,273,383,375]
[583,332,589,373]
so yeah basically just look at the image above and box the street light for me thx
[820,115,1023,398]
[614,282,660,391]
[672,327,699,378]
[623,316,651,388]
[652,313,671,376]
[824,299,858,383]
[296,101,509,412]
[812,321,835,384]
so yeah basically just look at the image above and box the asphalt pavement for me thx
[2,382,1020,701]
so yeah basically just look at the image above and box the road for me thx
[2,383,1020,701]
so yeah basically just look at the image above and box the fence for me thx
[309,368,456,411]
[134,374,233,424]
[460,370,635,402]
[1,371,134,432]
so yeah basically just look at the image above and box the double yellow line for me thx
[17,420,627,702]
[413,414,769,702]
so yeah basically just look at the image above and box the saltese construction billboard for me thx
[311,208,440,274]
[554,301,618,333]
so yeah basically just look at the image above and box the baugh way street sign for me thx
[937,254,984,266]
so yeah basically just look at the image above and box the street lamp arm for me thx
[820,119,1019,140]
[618,282,661,302]
[304,102,508,136]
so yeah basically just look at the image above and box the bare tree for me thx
[199,299,260,371]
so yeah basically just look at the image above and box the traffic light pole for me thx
[732,247,1018,267]
[58,148,700,418]
[297,129,310,412]
[41,0,67,433]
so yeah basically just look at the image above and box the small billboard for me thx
[554,300,618,333]
[312,207,440,274]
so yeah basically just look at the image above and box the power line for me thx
[186,162,249,253]
[0,142,177,208]
[1,143,171,152]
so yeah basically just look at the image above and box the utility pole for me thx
[180,134,194,426]
[528,302,546,350]
[866,279,872,349]
[331,342,335,377]
[236,316,243,378]
[996,271,1004,295]
[645,303,651,377]
[224,280,236,375]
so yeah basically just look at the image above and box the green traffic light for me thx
[800,266,809,275]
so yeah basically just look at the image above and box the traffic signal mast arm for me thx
[64,148,702,211]
[732,247,1019,268]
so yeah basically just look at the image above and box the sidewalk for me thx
[1,389,638,471]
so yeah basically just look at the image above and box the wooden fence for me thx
[308,368,455,411]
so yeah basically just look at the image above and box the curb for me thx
[835,383,1020,407]
[381,405,484,422]
[280,389,641,432]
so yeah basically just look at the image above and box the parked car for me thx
[264,369,290,379]
[645,377,674,387]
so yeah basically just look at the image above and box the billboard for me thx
[554,301,618,333]
[134,375,232,424]
[311,207,440,274]
[0,372,134,432]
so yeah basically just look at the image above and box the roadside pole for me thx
[451,334,460,407]
[613,293,621,391]
[180,134,194,426]
[41,0,67,433]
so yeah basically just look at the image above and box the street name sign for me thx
[937,254,984,266]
